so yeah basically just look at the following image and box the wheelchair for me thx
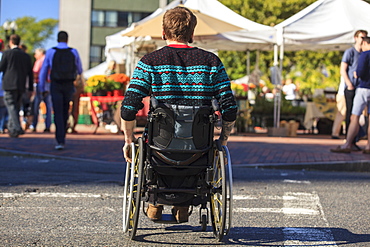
[123,99,233,241]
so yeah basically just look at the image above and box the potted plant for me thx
[106,73,130,96]
[85,75,109,96]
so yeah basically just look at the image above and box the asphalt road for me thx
[1,154,369,246]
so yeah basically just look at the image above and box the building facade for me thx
[59,0,169,71]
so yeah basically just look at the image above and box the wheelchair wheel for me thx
[223,145,233,235]
[210,141,232,241]
[122,137,144,240]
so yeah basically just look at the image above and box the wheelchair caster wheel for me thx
[201,214,207,231]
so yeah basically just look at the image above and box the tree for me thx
[1,17,58,54]
[218,0,343,95]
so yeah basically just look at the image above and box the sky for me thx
[0,0,59,50]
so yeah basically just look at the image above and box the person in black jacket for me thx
[0,34,33,138]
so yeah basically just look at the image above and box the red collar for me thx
[167,44,193,48]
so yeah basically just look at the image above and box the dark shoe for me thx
[172,206,189,223]
[331,135,340,139]
[18,129,25,135]
[330,146,351,153]
[146,204,163,221]
[352,144,362,151]
[8,131,19,138]
[363,149,370,154]
[44,128,50,133]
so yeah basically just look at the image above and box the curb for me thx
[235,160,370,173]
[0,149,124,166]
[1,149,369,173]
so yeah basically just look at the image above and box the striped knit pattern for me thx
[121,46,237,121]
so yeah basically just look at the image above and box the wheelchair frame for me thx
[122,104,233,241]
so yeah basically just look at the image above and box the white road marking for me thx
[0,192,122,198]
[283,179,311,184]
[283,192,337,246]
[234,191,337,245]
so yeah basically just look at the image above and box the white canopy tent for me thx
[270,0,370,128]
[104,0,276,75]
[275,0,370,53]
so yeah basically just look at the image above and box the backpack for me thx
[50,47,77,83]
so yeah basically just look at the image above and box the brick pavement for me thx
[0,124,370,167]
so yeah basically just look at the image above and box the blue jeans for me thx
[32,84,53,129]
[4,90,23,135]
[50,81,75,144]
[0,105,8,131]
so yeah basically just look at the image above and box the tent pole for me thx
[276,44,284,128]
[246,50,250,75]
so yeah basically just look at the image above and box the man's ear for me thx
[162,31,167,40]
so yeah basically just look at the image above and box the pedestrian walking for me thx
[0,34,33,138]
[331,36,370,153]
[39,31,83,150]
[0,39,8,134]
[341,30,368,150]
[30,48,53,133]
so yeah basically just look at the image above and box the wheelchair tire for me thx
[223,145,233,235]
[201,214,207,232]
[210,141,228,241]
[122,138,144,240]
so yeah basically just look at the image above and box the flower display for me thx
[106,73,130,90]
[231,82,248,97]
[85,73,130,94]
[85,75,108,93]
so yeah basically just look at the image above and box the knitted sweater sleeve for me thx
[213,63,237,122]
[120,61,151,121]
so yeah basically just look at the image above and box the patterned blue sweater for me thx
[121,46,237,122]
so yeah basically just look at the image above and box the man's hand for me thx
[122,137,137,163]
[122,120,137,163]
[122,142,133,163]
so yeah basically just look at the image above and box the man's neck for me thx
[166,40,188,46]
[354,43,362,52]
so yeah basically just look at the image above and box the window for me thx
[117,12,129,27]
[92,10,152,28]
[90,46,105,68]
[132,12,151,23]
[105,11,118,27]
[92,10,104,27]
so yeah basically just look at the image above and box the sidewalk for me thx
[0,124,369,171]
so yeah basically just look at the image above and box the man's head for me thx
[162,7,197,43]
[361,36,370,51]
[354,30,368,46]
[9,34,20,46]
[57,31,68,43]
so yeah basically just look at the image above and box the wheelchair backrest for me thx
[147,101,217,151]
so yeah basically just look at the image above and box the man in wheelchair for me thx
[121,6,237,224]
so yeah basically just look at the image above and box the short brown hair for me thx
[354,30,368,38]
[10,34,20,46]
[162,7,197,43]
